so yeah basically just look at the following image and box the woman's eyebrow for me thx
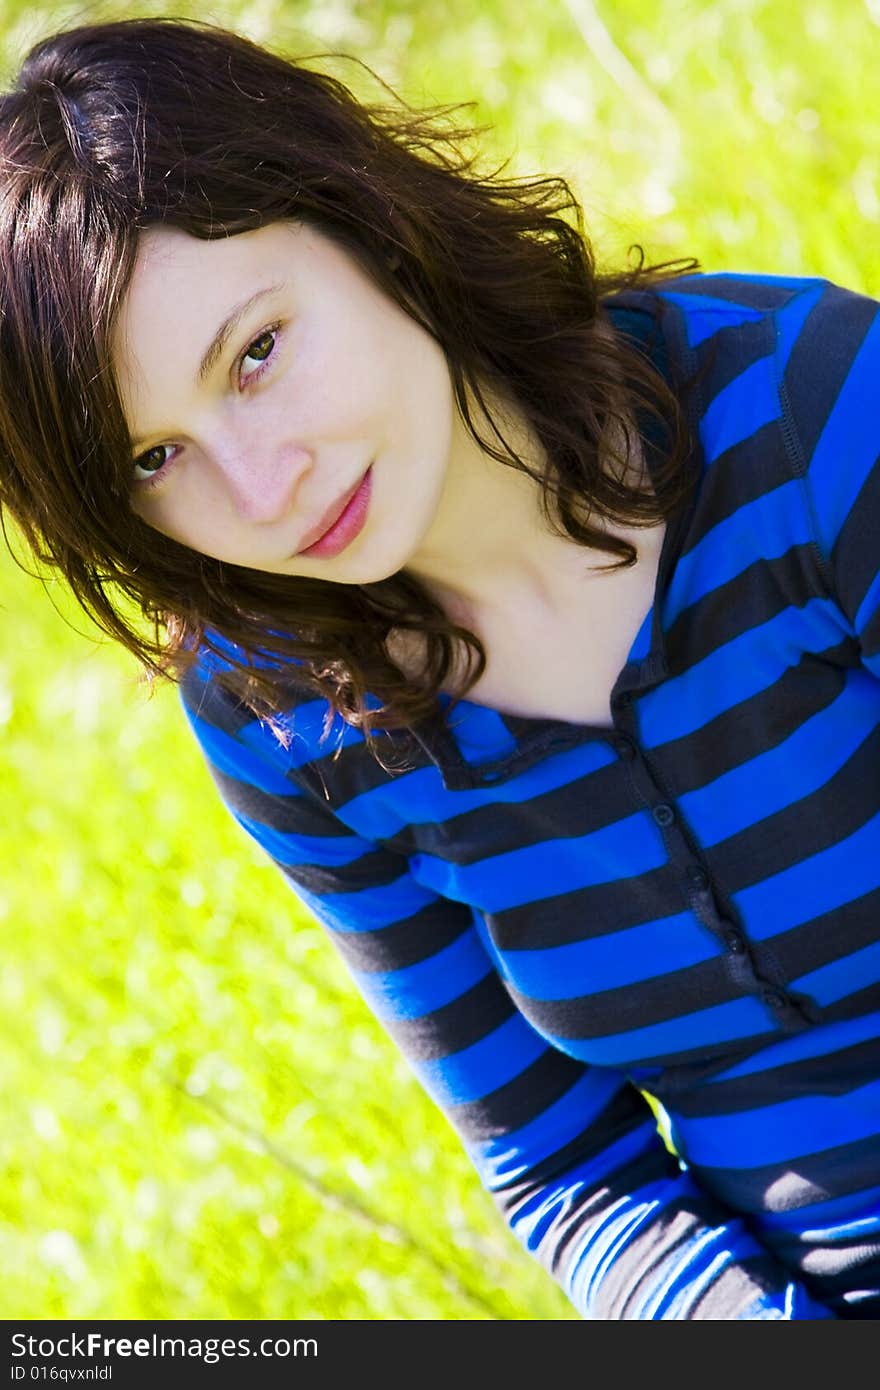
[196,282,285,384]
[128,282,286,451]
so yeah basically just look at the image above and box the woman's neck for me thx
[403,387,648,632]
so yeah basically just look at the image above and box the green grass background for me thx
[1,0,878,1320]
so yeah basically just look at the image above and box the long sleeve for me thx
[179,665,835,1319]
[779,277,880,673]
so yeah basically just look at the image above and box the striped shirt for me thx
[179,272,880,1319]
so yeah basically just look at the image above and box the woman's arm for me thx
[780,278,880,674]
[179,659,834,1319]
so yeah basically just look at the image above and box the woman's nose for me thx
[214,443,313,525]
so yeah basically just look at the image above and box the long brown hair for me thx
[0,16,704,758]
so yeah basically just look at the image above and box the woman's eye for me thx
[239,327,278,384]
[132,444,174,485]
[129,325,281,492]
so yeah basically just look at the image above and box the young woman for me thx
[1,16,878,1320]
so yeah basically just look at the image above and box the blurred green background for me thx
[1,0,878,1320]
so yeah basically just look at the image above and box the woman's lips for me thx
[297,465,373,559]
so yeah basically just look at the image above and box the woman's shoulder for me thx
[605,269,875,341]
[608,270,879,452]
[178,630,348,780]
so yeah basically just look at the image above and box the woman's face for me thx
[112,220,457,583]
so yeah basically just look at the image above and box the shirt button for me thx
[686,865,709,890]
[761,988,787,1009]
[653,803,675,826]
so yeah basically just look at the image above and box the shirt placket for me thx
[609,664,819,1034]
